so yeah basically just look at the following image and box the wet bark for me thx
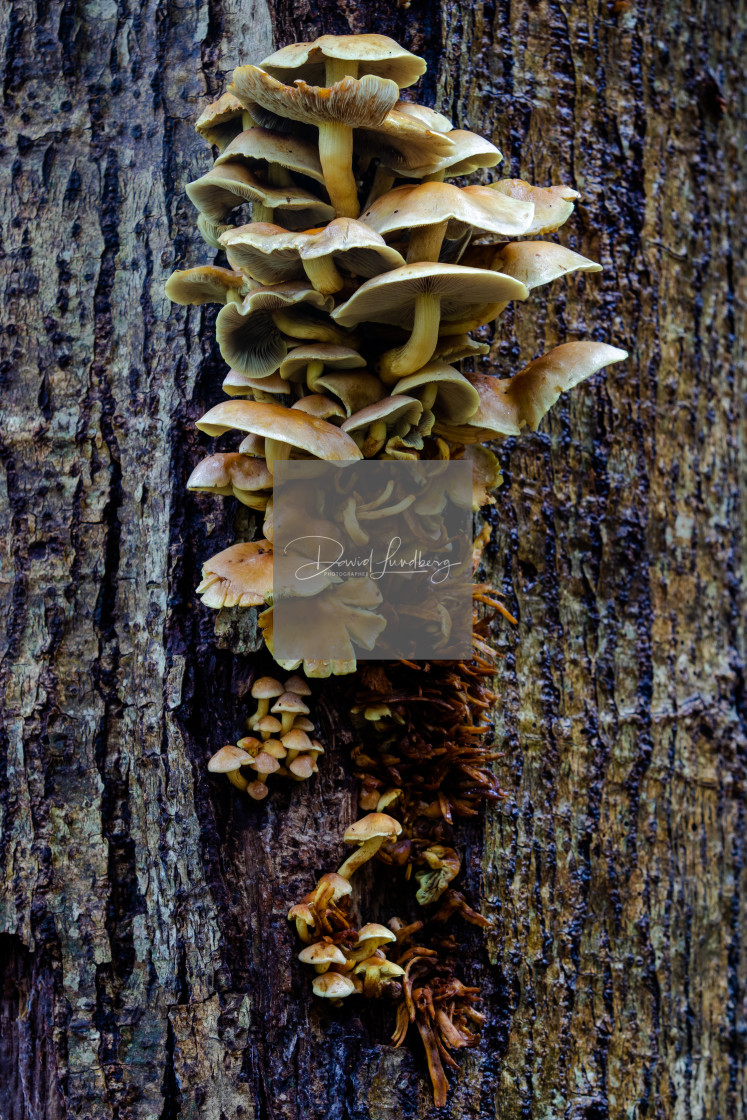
[1,1,745,1118]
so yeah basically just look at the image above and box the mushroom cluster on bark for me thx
[166,30,630,1108]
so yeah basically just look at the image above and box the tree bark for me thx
[1,1,745,1118]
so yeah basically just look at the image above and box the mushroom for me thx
[164,265,248,306]
[195,540,273,609]
[284,674,311,696]
[259,738,287,761]
[312,971,357,1001]
[259,34,426,89]
[291,395,347,424]
[433,342,629,441]
[346,922,397,962]
[353,955,406,997]
[391,361,481,425]
[488,179,580,233]
[279,344,385,415]
[460,445,504,510]
[255,715,283,740]
[331,263,528,382]
[249,676,285,725]
[197,212,232,250]
[214,282,338,381]
[414,845,462,905]
[214,126,328,223]
[221,218,406,295]
[247,749,280,797]
[196,400,363,471]
[272,691,311,734]
[186,162,335,226]
[298,941,348,973]
[288,903,317,943]
[222,369,291,400]
[288,754,317,781]
[341,396,425,458]
[207,744,253,791]
[195,91,249,150]
[360,181,534,263]
[336,813,403,879]
[187,453,273,510]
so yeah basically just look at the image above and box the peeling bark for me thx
[0,1,745,1118]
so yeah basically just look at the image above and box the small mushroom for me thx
[288,903,317,943]
[222,370,290,399]
[187,453,273,510]
[260,738,287,761]
[259,34,426,89]
[272,691,311,734]
[332,263,528,382]
[341,396,425,459]
[186,162,335,226]
[248,676,284,725]
[284,674,311,696]
[337,812,403,879]
[207,744,253,791]
[247,749,280,796]
[195,91,249,150]
[197,212,232,250]
[391,361,480,425]
[414,845,462,905]
[353,955,406,997]
[291,394,347,424]
[288,754,317,781]
[281,727,313,762]
[299,941,348,973]
[346,922,398,962]
[196,540,273,608]
[255,715,283,741]
[312,971,357,1001]
[164,265,248,306]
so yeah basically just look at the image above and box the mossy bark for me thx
[1,1,745,1118]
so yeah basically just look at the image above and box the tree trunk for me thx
[1,1,745,1117]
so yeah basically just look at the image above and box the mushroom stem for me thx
[318,121,360,219]
[363,166,396,210]
[325,58,359,84]
[378,293,442,383]
[406,221,449,264]
[280,712,295,735]
[267,164,293,188]
[302,255,345,295]
[254,698,270,723]
[265,438,291,472]
[439,300,509,335]
[337,836,385,879]
[252,203,274,222]
[362,420,388,458]
[242,110,255,130]
[305,359,326,390]
[227,769,250,792]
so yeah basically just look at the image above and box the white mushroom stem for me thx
[318,121,360,219]
[337,836,385,880]
[302,255,344,295]
[439,300,509,335]
[406,220,449,264]
[378,293,442,383]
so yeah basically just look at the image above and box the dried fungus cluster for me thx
[168,32,627,1107]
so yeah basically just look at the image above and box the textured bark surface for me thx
[1,1,745,1118]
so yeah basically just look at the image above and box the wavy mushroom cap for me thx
[222,369,290,398]
[308,371,385,417]
[215,126,326,183]
[187,453,272,496]
[360,181,534,240]
[393,128,503,178]
[196,540,273,609]
[215,282,335,379]
[272,692,310,716]
[435,341,629,440]
[343,812,403,845]
[355,108,455,170]
[461,445,504,510]
[260,34,427,88]
[331,263,528,330]
[196,400,363,462]
[279,343,366,382]
[186,163,334,224]
[291,394,346,423]
[232,66,400,129]
[465,240,602,290]
[392,362,481,424]
[489,179,580,234]
[393,99,453,132]
[195,91,246,149]
[165,266,247,306]
[342,395,423,434]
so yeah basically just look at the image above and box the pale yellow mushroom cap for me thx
[289,755,316,780]
[343,813,402,845]
[313,873,353,903]
[355,922,397,947]
[215,126,326,184]
[360,181,534,240]
[281,728,313,753]
[232,66,400,129]
[260,34,427,89]
[196,540,273,609]
[272,692,310,716]
[393,99,453,132]
[312,971,357,999]
[298,942,347,967]
[187,453,272,498]
[207,744,253,773]
[186,163,334,225]
[165,266,248,307]
[283,674,311,696]
[251,676,284,700]
[195,92,245,149]
[249,751,281,776]
[255,716,283,736]
[260,739,287,760]
[196,400,363,463]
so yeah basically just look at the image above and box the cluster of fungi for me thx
[168,33,627,1107]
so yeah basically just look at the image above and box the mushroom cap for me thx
[355,108,455,170]
[223,370,289,398]
[312,971,357,998]
[300,218,407,277]
[288,902,316,926]
[489,179,580,234]
[331,263,528,329]
[314,872,353,902]
[187,453,272,496]
[246,781,269,800]
[280,728,313,754]
[483,240,603,289]
[392,361,481,424]
[215,126,326,183]
[341,396,423,433]
[291,395,346,423]
[231,66,400,129]
[393,99,453,132]
[215,282,335,380]
[195,92,245,149]
[261,739,288,760]
[360,182,534,239]
[251,675,285,699]
[353,957,405,978]
[255,715,283,735]
[196,400,363,463]
[272,691,311,715]
[356,922,397,946]
[435,341,629,440]
[343,812,403,844]
[311,372,385,417]
[186,163,334,224]
[306,739,325,756]
[260,35,426,89]
[284,674,312,695]
[196,540,273,608]
[207,744,253,773]
[392,128,503,178]
[196,212,232,250]
[249,750,281,775]
[165,266,247,307]
[279,343,366,382]
[298,941,347,967]
[292,716,315,731]
[236,736,263,754]
[289,754,316,779]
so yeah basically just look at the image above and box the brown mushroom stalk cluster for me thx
[169,31,627,679]
[207,672,323,799]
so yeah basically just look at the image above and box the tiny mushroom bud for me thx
[337,813,403,879]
